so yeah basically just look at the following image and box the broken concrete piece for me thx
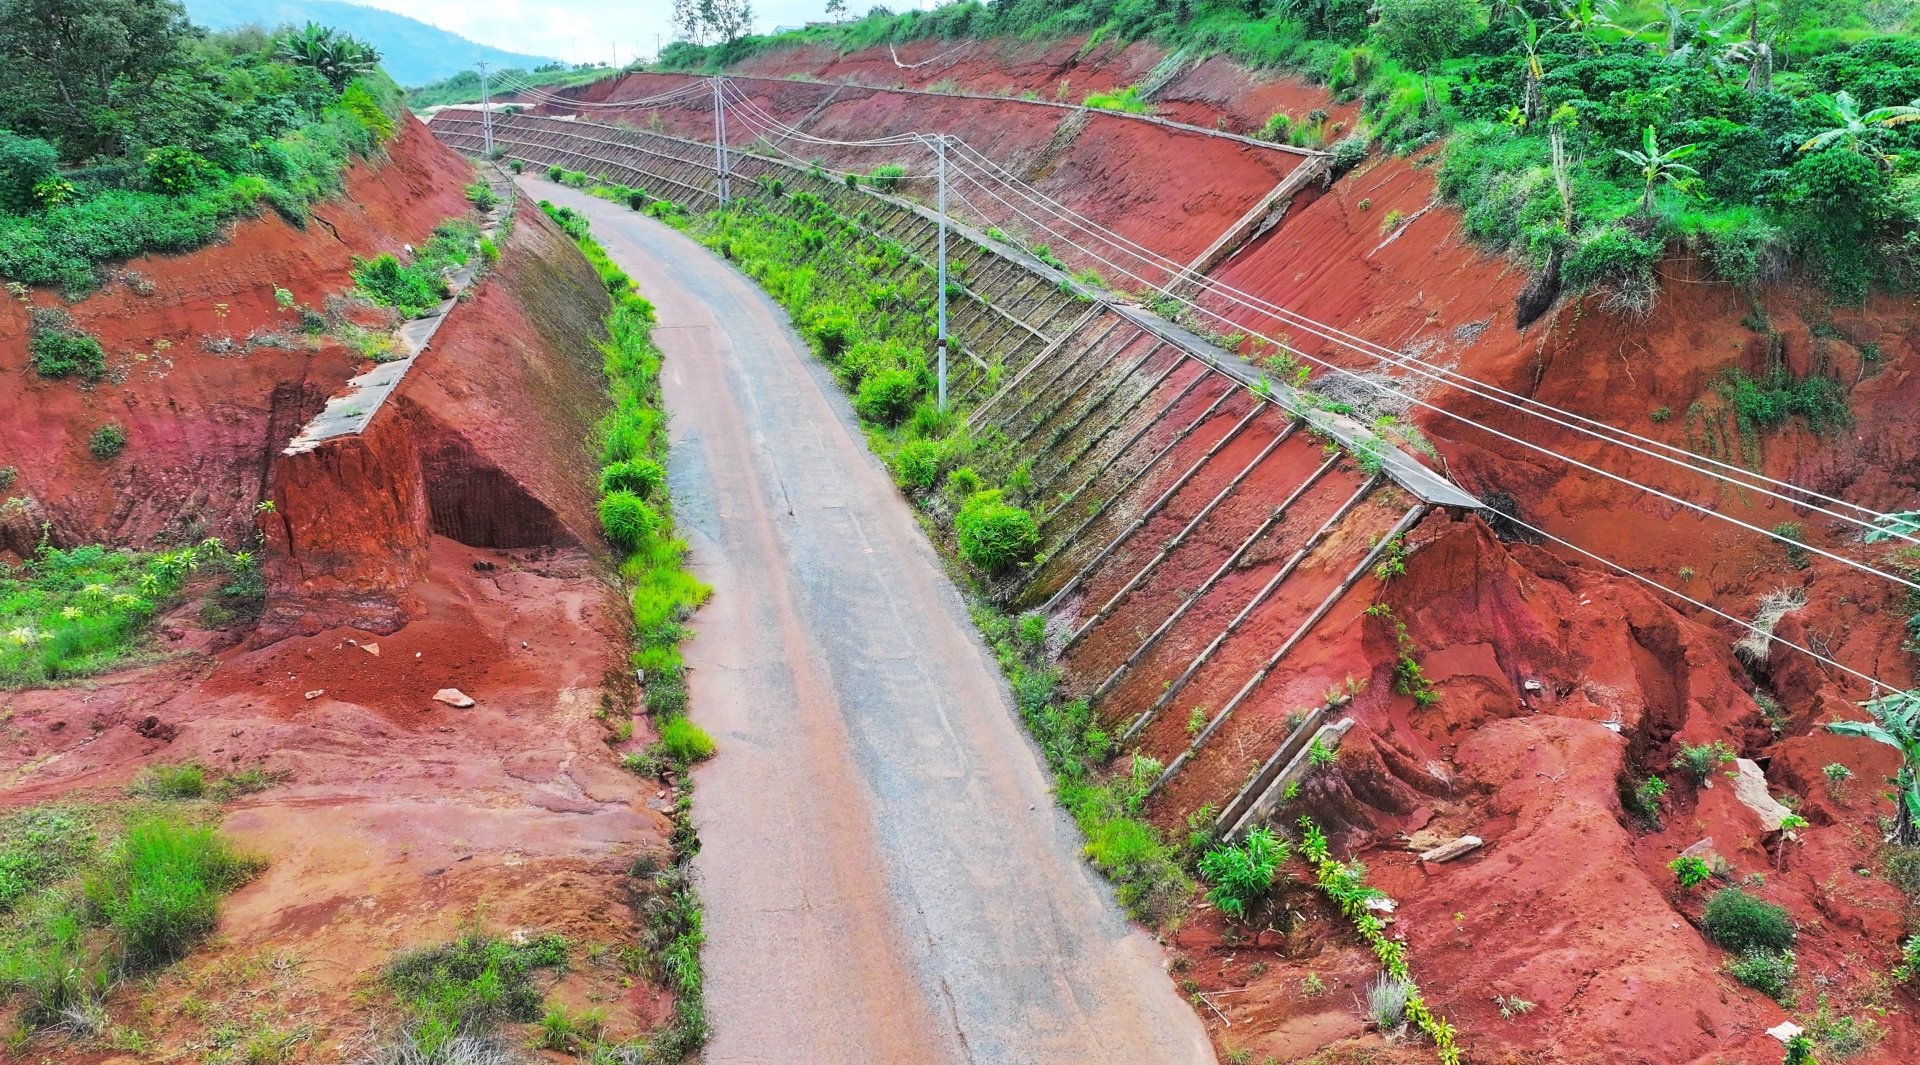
[303,689,324,701]
[1732,758,1794,832]
[1767,1021,1804,1043]
[362,642,380,657]
[433,688,476,708]
[1419,835,1485,863]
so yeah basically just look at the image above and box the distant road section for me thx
[524,179,1217,1065]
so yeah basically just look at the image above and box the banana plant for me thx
[1827,689,1920,846]
[1614,125,1704,215]
[1800,90,1920,165]
[1513,9,1550,124]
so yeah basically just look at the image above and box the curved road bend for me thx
[524,180,1215,1065]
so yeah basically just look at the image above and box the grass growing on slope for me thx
[0,539,260,687]
[0,806,261,1044]
[350,217,484,318]
[541,199,713,1058]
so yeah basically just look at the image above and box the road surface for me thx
[527,180,1216,1065]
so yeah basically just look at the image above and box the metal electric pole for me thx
[476,62,494,157]
[934,134,949,411]
[711,77,731,207]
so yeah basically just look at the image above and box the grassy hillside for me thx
[660,0,1920,306]
[183,0,555,86]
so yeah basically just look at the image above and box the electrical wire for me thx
[936,155,1920,592]
[940,139,1916,543]
[493,73,707,110]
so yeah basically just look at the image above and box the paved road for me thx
[524,181,1216,1065]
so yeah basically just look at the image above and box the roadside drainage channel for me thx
[282,167,516,456]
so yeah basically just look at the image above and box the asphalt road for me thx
[523,180,1216,1065]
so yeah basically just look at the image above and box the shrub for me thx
[955,490,1039,573]
[893,438,941,490]
[852,367,922,426]
[1672,740,1736,783]
[600,458,666,500]
[29,322,108,381]
[1728,947,1795,1001]
[350,253,447,317]
[598,490,661,552]
[1703,887,1795,953]
[866,163,907,191]
[803,306,858,359]
[547,165,564,181]
[656,716,716,764]
[1366,971,1415,1028]
[143,147,217,194]
[88,423,127,460]
[1198,828,1288,921]
[1670,855,1713,889]
[0,130,58,213]
[464,180,499,210]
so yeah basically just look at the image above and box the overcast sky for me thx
[348,1,936,66]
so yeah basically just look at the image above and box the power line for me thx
[940,139,1916,544]
[935,154,1920,592]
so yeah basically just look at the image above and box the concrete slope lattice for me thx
[521,180,1217,1064]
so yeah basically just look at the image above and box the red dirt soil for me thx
[0,120,473,556]
[649,36,1920,1064]
[2,125,673,1058]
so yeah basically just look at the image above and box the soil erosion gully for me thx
[527,180,1215,1064]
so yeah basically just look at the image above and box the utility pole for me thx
[933,133,949,411]
[711,76,731,207]
[476,62,494,157]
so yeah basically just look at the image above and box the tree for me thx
[1373,0,1481,108]
[275,22,381,91]
[1636,0,1708,55]
[825,0,849,18]
[1799,90,1920,165]
[1827,689,1920,846]
[675,0,755,45]
[1512,10,1552,124]
[1614,125,1703,215]
[0,0,195,158]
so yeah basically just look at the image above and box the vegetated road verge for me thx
[523,176,1216,1064]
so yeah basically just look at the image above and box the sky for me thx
[348,0,936,66]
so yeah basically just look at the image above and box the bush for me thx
[803,306,858,359]
[866,163,907,191]
[0,130,58,213]
[350,253,447,317]
[143,146,217,194]
[955,490,1040,573]
[1703,887,1795,953]
[1198,828,1288,921]
[599,490,662,551]
[464,180,499,211]
[1672,739,1736,783]
[1729,947,1796,1001]
[88,423,127,460]
[1670,854,1713,888]
[852,367,922,425]
[29,322,107,381]
[600,458,666,500]
[893,438,942,490]
[656,716,716,764]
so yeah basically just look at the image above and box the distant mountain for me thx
[183,0,557,87]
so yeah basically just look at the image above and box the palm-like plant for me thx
[1827,689,1920,846]
[276,22,382,91]
[1638,0,1708,55]
[1614,125,1704,215]
[1800,90,1920,164]
[1514,10,1550,124]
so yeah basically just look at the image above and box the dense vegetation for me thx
[0,0,401,291]
[0,539,261,687]
[658,0,1920,304]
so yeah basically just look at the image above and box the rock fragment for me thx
[433,688,476,708]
